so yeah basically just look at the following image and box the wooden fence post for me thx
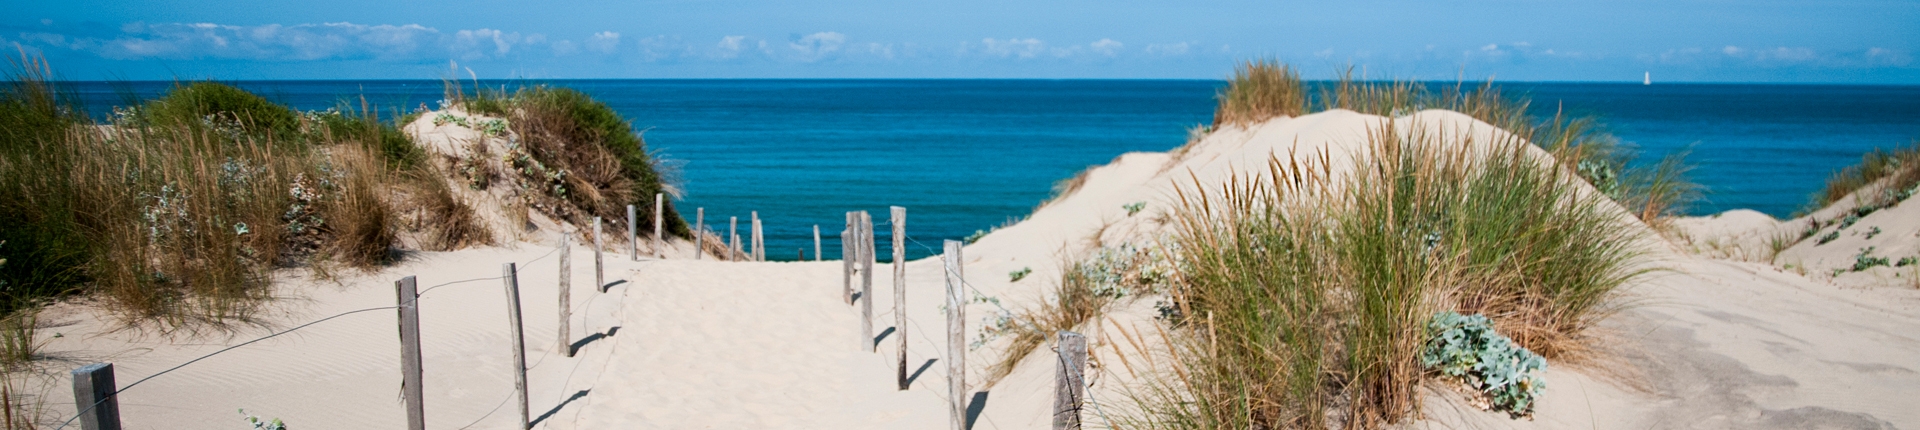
[859,210,874,351]
[558,230,571,358]
[751,211,763,261]
[728,217,739,262]
[70,363,120,430]
[892,206,908,389]
[814,225,822,262]
[942,240,967,430]
[694,208,705,260]
[843,212,855,305]
[395,276,426,430]
[654,193,665,258]
[1053,331,1087,430]
[627,204,637,261]
[593,217,605,293]
[502,263,531,429]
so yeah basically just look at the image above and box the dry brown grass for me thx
[1212,59,1306,128]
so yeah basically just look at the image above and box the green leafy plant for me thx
[1008,267,1031,282]
[1866,226,1883,240]
[1896,256,1916,267]
[1421,311,1547,418]
[1853,247,1891,272]
[238,409,287,430]
[1818,230,1841,245]
[1123,202,1147,216]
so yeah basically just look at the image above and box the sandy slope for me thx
[22,108,1920,429]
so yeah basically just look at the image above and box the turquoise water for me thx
[69,80,1920,260]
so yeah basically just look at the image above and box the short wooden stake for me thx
[843,212,856,305]
[694,208,705,260]
[395,276,426,430]
[627,204,638,261]
[892,206,908,390]
[558,231,571,358]
[502,263,531,429]
[70,363,120,430]
[1053,331,1087,430]
[942,240,967,430]
[813,225,822,261]
[859,210,874,351]
[751,211,763,261]
[728,216,739,262]
[654,193,665,258]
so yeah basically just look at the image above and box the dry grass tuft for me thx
[1212,59,1306,128]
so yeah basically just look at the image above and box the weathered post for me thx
[502,263,531,429]
[593,217,605,292]
[814,225,822,261]
[70,363,120,430]
[558,230,571,357]
[859,210,874,351]
[751,211,763,261]
[728,216,739,262]
[654,193,665,258]
[1053,331,1088,430]
[942,240,967,430]
[694,208,705,260]
[892,206,908,389]
[395,277,426,430]
[843,212,856,305]
[627,204,637,261]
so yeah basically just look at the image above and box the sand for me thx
[19,109,1920,429]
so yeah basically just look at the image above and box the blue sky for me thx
[5,0,1918,82]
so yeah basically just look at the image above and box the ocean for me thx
[67,80,1920,260]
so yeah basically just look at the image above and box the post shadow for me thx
[568,326,620,355]
[904,358,938,386]
[966,391,990,430]
[873,326,895,346]
[530,389,590,426]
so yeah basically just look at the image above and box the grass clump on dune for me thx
[1131,121,1650,428]
[1801,140,1920,216]
[0,55,442,324]
[441,82,690,239]
[1202,61,1701,227]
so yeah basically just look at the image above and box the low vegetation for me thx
[1128,120,1649,428]
[1207,60,1701,227]
[1802,140,1920,216]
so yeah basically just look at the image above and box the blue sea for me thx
[67,80,1920,260]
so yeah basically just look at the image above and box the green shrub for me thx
[1853,247,1891,272]
[493,86,687,238]
[1421,312,1547,418]
[141,82,301,138]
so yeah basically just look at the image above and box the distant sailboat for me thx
[1644,72,1651,85]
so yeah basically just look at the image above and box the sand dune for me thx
[23,108,1920,429]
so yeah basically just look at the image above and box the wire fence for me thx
[51,244,606,430]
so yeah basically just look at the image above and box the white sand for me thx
[20,109,1920,429]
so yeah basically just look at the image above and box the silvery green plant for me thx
[237,409,286,430]
[1421,311,1546,418]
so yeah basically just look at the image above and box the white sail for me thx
[1644,72,1651,85]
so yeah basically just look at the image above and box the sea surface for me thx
[67,80,1920,260]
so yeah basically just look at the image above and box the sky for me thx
[4,0,1918,83]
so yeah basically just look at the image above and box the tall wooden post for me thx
[502,263,531,429]
[593,217,605,293]
[694,208,705,260]
[843,212,855,305]
[1053,331,1087,430]
[892,207,908,389]
[557,230,571,358]
[654,193,665,258]
[814,225,822,262]
[395,277,426,430]
[751,211,763,261]
[942,240,967,430]
[859,210,874,351]
[70,363,120,430]
[627,204,637,261]
[728,216,739,262]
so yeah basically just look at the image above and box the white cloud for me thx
[787,32,846,61]
[1090,38,1122,56]
[982,38,1045,58]
[586,31,620,54]
[637,35,689,61]
[1144,42,1189,56]
[450,28,520,60]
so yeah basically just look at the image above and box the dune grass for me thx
[0,55,431,324]
[1130,120,1651,429]
[1801,140,1920,216]
[440,82,690,240]
[1205,61,1700,227]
